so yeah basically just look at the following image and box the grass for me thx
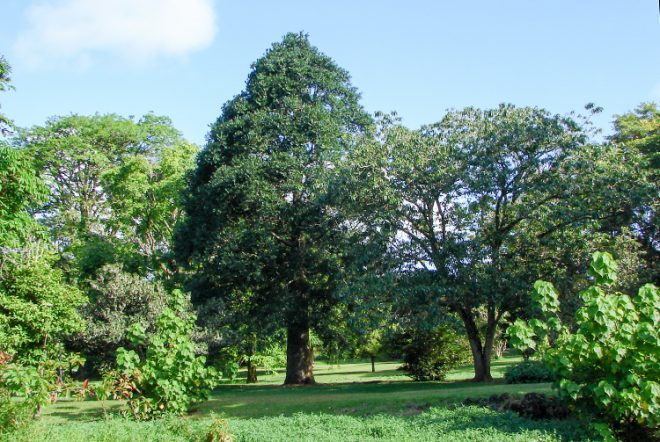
[3,356,601,441]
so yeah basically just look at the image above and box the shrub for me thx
[507,251,660,439]
[0,385,33,434]
[504,360,555,384]
[112,289,219,420]
[394,325,470,381]
[0,247,87,426]
[68,264,168,374]
[463,393,570,420]
[0,249,86,359]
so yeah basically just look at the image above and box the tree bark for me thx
[370,355,375,373]
[459,307,499,382]
[284,320,315,385]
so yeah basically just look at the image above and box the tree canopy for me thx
[176,33,372,384]
[346,105,640,380]
[20,113,198,278]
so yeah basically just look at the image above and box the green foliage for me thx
[607,103,659,288]
[176,32,372,384]
[7,406,600,442]
[68,264,168,373]
[504,361,555,384]
[246,342,287,376]
[359,329,384,358]
[219,361,239,381]
[610,102,660,171]
[392,325,470,381]
[588,251,618,285]
[102,141,198,276]
[1,349,85,414]
[0,386,34,435]
[0,246,86,358]
[21,113,196,277]
[345,104,629,381]
[114,289,219,419]
[0,146,47,244]
[507,252,660,433]
[204,416,233,442]
[0,55,14,133]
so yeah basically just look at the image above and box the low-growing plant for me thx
[507,251,660,440]
[205,415,234,442]
[0,389,34,435]
[504,360,555,384]
[0,347,86,437]
[219,361,239,382]
[113,289,220,420]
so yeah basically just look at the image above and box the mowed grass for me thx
[6,356,601,441]
[41,356,538,422]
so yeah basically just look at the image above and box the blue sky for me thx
[1,0,658,146]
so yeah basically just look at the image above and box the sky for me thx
[1,0,659,146]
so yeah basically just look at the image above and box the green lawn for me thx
[4,356,601,442]
[41,356,536,423]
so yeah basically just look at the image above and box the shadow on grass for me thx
[42,402,124,424]
[313,369,403,378]
[195,380,552,419]
[413,407,595,442]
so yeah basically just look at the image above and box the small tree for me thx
[508,252,659,439]
[360,330,383,373]
[390,325,470,381]
[113,289,219,419]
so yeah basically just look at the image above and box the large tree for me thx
[20,113,197,278]
[608,103,659,274]
[0,55,14,135]
[348,106,637,381]
[175,33,372,384]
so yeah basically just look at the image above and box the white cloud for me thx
[14,0,217,67]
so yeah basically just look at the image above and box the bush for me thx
[68,264,168,374]
[111,289,219,419]
[394,325,470,381]
[0,385,33,434]
[0,249,86,359]
[507,251,660,439]
[504,360,555,384]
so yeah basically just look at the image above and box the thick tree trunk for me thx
[459,307,499,382]
[466,331,492,382]
[284,321,315,385]
[370,355,375,373]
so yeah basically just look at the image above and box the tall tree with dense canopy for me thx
[176,33,372,384]
[348,106,638,381]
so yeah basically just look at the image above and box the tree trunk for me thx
[284,321,315,385]
[246,359,258,383]
[459,307,499,382]
[467,333,493,382]
[370,355,375,373]
[495,339,507,359]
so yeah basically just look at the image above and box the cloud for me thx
[14,0,217,67]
